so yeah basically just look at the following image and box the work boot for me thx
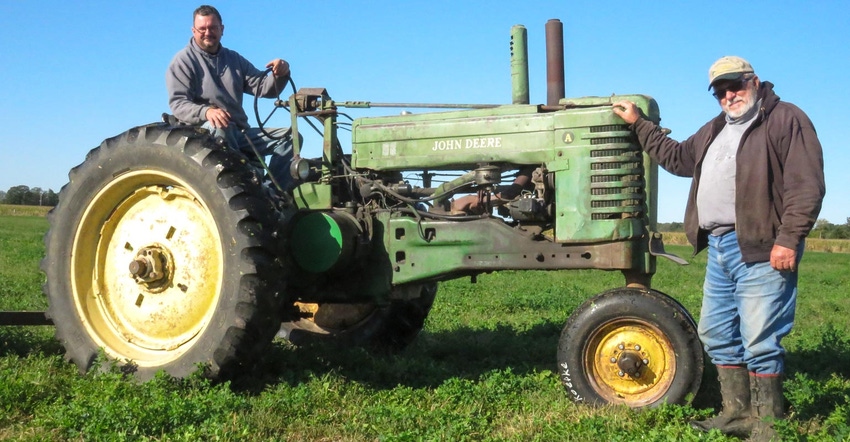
[747,373,785,442]
[691,365,755,437]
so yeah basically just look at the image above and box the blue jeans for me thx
[202,123,296,192]
[698,230,801,374]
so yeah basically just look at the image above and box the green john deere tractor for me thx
[36,20,701,408]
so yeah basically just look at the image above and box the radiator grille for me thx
[585,126,646,221]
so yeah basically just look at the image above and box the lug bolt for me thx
[634,345,641,351]
[618,344,625,350]
[618,371,625,377]
[610,357,617,363]
[643,359,649,365]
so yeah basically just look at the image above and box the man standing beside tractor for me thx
[613,56,825,440]
[165,4,294,190]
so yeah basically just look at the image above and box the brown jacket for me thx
[631,82,825,262]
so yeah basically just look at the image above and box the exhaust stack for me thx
[545,19,565,106]
[510,25,529,105]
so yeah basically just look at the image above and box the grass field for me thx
[1,214,848,441]
[0,204,52,217]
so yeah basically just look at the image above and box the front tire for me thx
[43,124,284,380]
[557,287,703,408]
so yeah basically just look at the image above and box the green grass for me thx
[1,216,848,441]
[0,216,48,311]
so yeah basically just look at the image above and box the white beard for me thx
[724,83,758,119]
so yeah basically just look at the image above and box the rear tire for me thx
[278,283,437,352]
[42,124,284,380]
[557,287,703,408]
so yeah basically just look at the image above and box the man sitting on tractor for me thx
[165,4,294,191]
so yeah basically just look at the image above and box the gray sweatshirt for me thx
[696,100,760,235]
[166,38,288,129]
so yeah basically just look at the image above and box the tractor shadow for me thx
[0,326,63,358]
[247,320,720,403]
[235,321,564,393]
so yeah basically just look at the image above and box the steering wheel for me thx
[253,68,296,141]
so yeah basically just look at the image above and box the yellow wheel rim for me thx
[71,170,223,367]
[585,318,676,407]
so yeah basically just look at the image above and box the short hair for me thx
[194,5,222,24]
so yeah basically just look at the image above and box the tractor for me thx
[15,20,704,408]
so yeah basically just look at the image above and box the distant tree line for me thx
[657,222,684,232]
[659,219,850,240]
[1,185,59,207]
[810,218,850,239]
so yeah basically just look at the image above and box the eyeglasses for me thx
[193,25,221,35]
[711,77,752,99]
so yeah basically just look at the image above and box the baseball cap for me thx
[708,56,754,90]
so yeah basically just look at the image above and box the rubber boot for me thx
[747,374,785,442]
[691,365,755,437]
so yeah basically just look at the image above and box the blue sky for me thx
[1,0,846,224]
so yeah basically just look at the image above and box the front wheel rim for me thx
[584,318,677,406]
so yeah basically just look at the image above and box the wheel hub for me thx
[613,347,650,378]
[129,246,172,290]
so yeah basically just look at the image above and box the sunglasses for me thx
[712,77,752,99]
